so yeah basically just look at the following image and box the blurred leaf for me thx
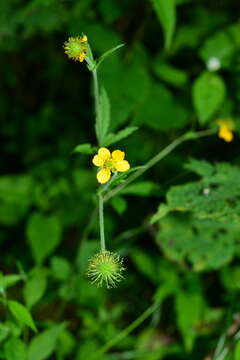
[134,83,188,131]
[121,181,160,197]
[131,250,158,283]
[176,291,205,351]
[0,274,22,291]
[153,61,188,88]
[110,196,127,215]
[157,215,238,271]
[96,86,110,145]
[151,0,176,49]
[8,301,37,332]
[103,126,138,146]
[26,213,62,265]
[192,71,226,124]
[72,143,95,155]
[23,268,47,309]
[0,175,33,225]
[234,341,240,360]
[27,323,66,360]
[51,256,71,280]
[4,337,27,360]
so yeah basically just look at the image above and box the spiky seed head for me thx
[87,251,126,289]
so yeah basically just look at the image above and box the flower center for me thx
[105,160,113,168]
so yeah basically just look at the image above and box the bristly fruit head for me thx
[64,35,88,62]
[87,251,126,289]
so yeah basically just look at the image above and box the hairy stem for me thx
[99,194,106,251]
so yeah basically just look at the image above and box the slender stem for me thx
[90,301,160,360]
[99,194,106,251]
[93,68,101,145]
[104,128,216,202]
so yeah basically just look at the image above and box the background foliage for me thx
[1,0,240,359]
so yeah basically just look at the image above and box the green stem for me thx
[104,128,216,202]
[99,194,106,251]
[93,68,101,146]
[90,301,160,360]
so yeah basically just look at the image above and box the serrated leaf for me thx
[157,214,237,271]
[27,324,66,360]
[26,213,62,265]
[95,86,110,145]
[72,143,95,155]
[8,301,37,332]
[151,0,176,49]
[192,71,226,124]
[103,126,138,146]
[95,43,125,70]
[4,337,27,360]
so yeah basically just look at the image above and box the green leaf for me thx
[151,0,176,49]
[156,161,240,224]
[0,175,33,225]
[121,181,160,197]
[192,71,226,124]
[26,213,62,265]
[95,43,125,69]
[134,83,188,131]
[27,324,66,360]
[110,196,127,215]
[234,341,240,360]
[0,274,22,291]
[23,268,47,309]
[103,126,138,146]
[72,143,95,155]
[154,61,188,88]
[8,301,37,332]
[51,257,71,281]
[95,86,110,145]
[4,337,27,360]
[176,291,205,351]
[157,215,238,271]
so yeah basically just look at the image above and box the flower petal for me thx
[218,126,233,142]
[92,155,104,167]
[97,168,111,184]
[115,160,130,172]
[112,150,125,161]
[98,148,111,161]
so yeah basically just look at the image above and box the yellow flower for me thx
[64,35,88,62]
[92,147,130,184]
[217,118,234,143]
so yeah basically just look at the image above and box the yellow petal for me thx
[78,52,86,62]
[115,160,130,172]
[81,35,88,42]
[92,155,104,167]
[97,168,111,184]
[98,148,110,161]
[218,127,233,142]
[112,150,125,161]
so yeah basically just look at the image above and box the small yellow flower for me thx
[64,35,88,62]
[92,147,130,184]
[217,118,234,143]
